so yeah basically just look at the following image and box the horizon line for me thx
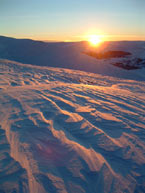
[1,34,145,43]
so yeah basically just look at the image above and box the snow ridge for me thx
[0,60,145,193]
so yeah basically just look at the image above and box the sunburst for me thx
[88,35,102,46]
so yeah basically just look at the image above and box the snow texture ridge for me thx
[0,59,145,193]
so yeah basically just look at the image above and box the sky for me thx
[0,0,145,41]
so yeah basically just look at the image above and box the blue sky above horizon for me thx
[0,0,145,41]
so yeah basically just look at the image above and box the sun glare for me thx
[88,35,102,46]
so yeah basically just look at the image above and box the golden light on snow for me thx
[88,35,102,46]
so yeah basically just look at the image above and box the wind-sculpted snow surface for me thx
[0,59,145,193]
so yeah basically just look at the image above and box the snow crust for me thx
[0,59,145,193]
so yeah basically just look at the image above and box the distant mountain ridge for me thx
[0,35,145,80]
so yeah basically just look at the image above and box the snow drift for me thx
[0,59,145,193]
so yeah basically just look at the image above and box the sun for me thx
[88,35,102,46]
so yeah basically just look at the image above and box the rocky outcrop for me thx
[84,50,132,59]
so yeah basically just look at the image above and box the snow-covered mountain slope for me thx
[0,36,145,80]
[0,59,145,193]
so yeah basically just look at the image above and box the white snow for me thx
[0,59,145,193]
[0,36,145,81]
